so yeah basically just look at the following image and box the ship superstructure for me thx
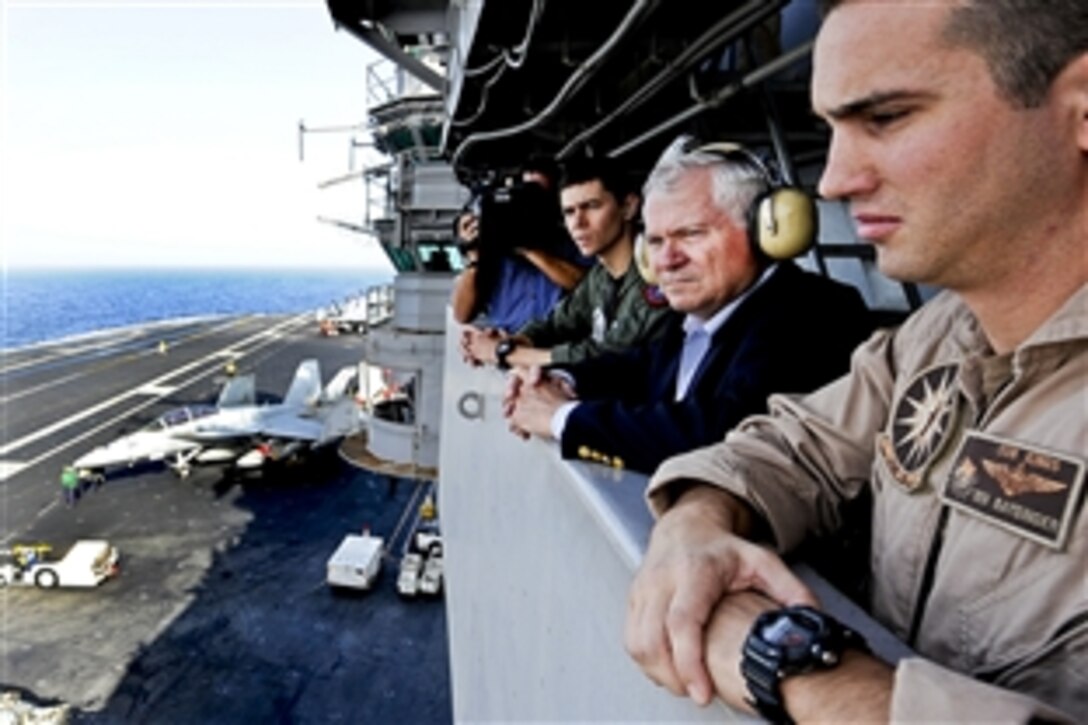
[325,2,926,721]
[327,8,468,477]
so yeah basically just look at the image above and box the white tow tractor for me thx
[419,553,444,597]
[404,521,443,598]
[412,521,443,557]
[0,540,119,589]
[326,533,384,591]
[396,552,424,598]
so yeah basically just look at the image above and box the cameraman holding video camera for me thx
[450,156,588,332]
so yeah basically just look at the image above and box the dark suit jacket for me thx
[558,262,873,474]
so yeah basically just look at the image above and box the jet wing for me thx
[74,434,199,471]
[176,425,259,443]
[254,415,324,442]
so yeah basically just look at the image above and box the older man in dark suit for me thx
[503,137,873,474]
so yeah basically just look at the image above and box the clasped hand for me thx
[625,487,818,708]
[460,325,501,366]
[502,366,576,440]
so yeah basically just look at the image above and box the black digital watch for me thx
[740,605,867,724]
[495,338,518,370]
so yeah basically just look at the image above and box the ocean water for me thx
[1,268,394,350]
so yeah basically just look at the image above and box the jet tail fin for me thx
[217,374,256,407]
[323,366,359,402]
[283,359,322,407]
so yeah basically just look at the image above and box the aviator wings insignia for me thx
[980,459,1069,497]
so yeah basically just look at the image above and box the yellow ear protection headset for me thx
[690,140,818,262]
[634,232,656,285]
[634,140,817,286]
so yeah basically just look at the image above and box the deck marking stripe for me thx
[0,317,245,377]
[0,461,29,482]
[136,384,179,396]
[0,314,308,457]
[0,317,248,403]
[0,498,59,546]
[0,311,311,539]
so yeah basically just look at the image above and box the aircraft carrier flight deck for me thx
[0,314,451,723]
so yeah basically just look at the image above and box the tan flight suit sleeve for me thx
[647,311,1088,723]
[892,659,1077,723]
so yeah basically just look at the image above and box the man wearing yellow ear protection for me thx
[503,136,872,475]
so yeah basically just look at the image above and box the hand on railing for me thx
[503,366,575,441]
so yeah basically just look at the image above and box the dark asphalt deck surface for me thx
[1,316,451,723]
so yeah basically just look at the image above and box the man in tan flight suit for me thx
[624,1,1087,722]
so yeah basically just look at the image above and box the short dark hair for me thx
[820,0,1088,108]
[558,156,635,203]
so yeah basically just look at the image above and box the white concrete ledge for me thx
[438,316,909,722]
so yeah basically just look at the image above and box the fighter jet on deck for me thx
[73,360,362,479]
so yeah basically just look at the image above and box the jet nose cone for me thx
[74,447,108,470]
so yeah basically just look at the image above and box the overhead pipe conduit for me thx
[556,0,788,160]
[450,0,548,129]
[450,0,661,175]
[607,41,812,159]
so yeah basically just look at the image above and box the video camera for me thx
[461,178,562,257]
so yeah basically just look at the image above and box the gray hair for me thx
[642,135,770,229]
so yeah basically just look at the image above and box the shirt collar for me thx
[682,263,778,338]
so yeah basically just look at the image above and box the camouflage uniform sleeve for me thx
[515,267,596,347]
[550,269,672,365]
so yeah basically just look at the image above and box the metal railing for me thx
[437,313,911,721]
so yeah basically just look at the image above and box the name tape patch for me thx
[941,431,1085,550]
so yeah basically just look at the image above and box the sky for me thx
[2,0,395,271]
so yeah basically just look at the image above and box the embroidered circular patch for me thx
[642,285,668,308]
[888,362,960,474]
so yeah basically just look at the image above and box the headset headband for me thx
[683,139,779,188]
[669,135,815,261]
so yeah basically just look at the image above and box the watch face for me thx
[744,605,860,713]
[760,614,815,660]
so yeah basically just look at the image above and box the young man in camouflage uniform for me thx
[462,157,672,369]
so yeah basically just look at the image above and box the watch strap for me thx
[495,339,517,370]
[741,635,794,724]
[741,606,867,725]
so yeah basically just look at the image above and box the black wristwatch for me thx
[495,338,518,370]
[741,605,867,724]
